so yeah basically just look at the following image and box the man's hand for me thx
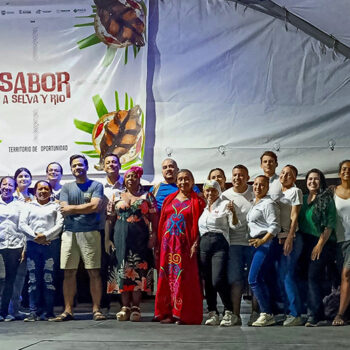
[60,203,73,215]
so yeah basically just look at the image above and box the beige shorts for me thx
[60,230,101,270]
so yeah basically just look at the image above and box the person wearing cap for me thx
[198,180,238,327]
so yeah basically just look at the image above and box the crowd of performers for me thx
[0,151,349,327]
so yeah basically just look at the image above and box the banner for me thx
[0,0,148,178]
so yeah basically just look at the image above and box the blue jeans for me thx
[8,259,27,316]
[227,245,254,285]
[248,240,273,314]
[26,239,60,316]
[278,234,303,317]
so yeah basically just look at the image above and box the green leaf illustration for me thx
[76,15,95,19]
[92,95,109,119]
[102,46,117,67]
[115,91,120,112]
[124,45,128,65]
[82,150,99,155]
[74,119,94,134]
[77,33,101,49]
[124,92,129,110]
[74,22,94,27]
[75,141,94,145]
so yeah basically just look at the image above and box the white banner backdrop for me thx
[0,0,148,178]
[1,0,350,183]
[150,0,350,182]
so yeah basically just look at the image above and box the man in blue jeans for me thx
[222,164,258,326]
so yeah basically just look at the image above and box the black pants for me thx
[199,232,232,313]
[302,234,337,321]
[0,248,22,317]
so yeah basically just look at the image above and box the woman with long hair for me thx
[298,168,337,327]
[332,160,350,326]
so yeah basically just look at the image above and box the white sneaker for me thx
[220,311,241,327]
[247,311,259,326]
[252,313,276,327]
[205,311,220,326]
[283,315,303,327]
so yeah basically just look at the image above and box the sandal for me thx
[116,306,131,321]
[93,310,106,321]
[130,306,141,322]
[49,312,74,322]
[332,314,346,326]
[160,317,175,324]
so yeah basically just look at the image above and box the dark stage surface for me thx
[0,300,348,350]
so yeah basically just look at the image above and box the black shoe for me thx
[24,313,39,322]
[305,316,318,327]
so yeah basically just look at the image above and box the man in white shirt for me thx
[99,153,124,312]
[222,164,258,325]
[260,151,282,201]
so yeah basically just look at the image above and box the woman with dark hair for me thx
[0,177,24,321]
[332,160,350,326]
[154,169,206,324]
[105,166,158,322]
[14,168,34,202]
[5,168,34,321]
[19,181,63,321]
[207,168,227,192]
[46,162,63,201]
[298,168,337,327]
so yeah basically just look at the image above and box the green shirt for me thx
[298,194,337,241]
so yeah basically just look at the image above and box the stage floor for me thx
[0,300,348,350]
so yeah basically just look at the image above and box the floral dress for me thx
[107,191,157,293]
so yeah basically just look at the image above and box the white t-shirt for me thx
[222,185,254,246]
[198,198,233,243]
[277,187,303,237]
[334,193,350,242]
[267,174,282,201]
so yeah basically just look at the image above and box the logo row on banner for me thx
[0,5,89,18]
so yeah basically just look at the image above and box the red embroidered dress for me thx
[154,191,205,324]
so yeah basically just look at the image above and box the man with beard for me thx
[52,154,105,322]
[150,158,200,211]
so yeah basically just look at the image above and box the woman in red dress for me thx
[154,169,206,324]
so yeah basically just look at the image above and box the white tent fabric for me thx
[149,0,350,181]
[273,0,350,47]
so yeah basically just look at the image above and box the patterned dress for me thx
[155,196,205,324]
[107,191,157,293]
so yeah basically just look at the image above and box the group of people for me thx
[0,151,349,328]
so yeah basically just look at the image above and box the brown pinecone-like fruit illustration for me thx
[97,105,142,169]
[94,0,145,48]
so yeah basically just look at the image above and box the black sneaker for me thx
[305,316,318,327]
[24,313,39,322]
